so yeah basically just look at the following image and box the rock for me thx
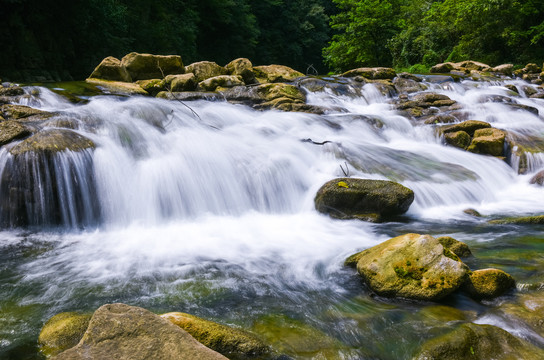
[521,85,537,97]
[430,62,455,73]
[0,84,24,96]
[253,65,304,83]
[1,104,52,120]
[165,73,197,92]
[0,120,32,146]
[88,56,132,82]
[440,120,491,137]
[54,303,227,360]
[436,236,472,258]
[444,131,471,149]
[314,178,414,222]
[463,208,482,217]
[197,75,244,91]
[462,268,515,300]
[489,215,544,224]
[185,61,227,83]
[455,61,491,72]
[504,84,518,94]
[120,52,184,81]
[156,91,222,102]
[342,67,396,80]
[225,58,256,84]
[85,78,148,95]
[9,129,95,156]
[507,103,539,116]
[423,114,457,124]
[393,77,427,94]
[467,128,506,156]
[161,312,270,359]
[345,234,470,300]
[135,79,166,96]
[524,63,542,74]
[530,170,544,185]
[413,323,544,360]
[38,312,91,358]
[500,291,544,337]
[492,64,514,76]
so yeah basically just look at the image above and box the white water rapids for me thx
[0,77,543,358]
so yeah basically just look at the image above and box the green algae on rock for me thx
[38,312,91,358]
[436,236,472,258]
[462,268,516,300]
[9,129,95,156]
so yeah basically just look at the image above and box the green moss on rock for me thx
[467,128,506,156]
[445,131,471,149]
[253,65,304,83]
[0,120,31,146]
[9,129,95,156]
[462,268,516,300]
[38,312,91,358]
[436,236,472,258]
[440,120,491,137]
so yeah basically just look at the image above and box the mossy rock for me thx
[491,64,514,76]
[135,79,166,96]
[197,75,244,91]
[467,128,506,156]
[393,77,427,94]
[0,85,25,97]
[165,73,197,92]
[430,63,455,73]
[412,323,544,360]
[445,131,471,149]
[440,120,491,137]
[500,291,544,337]
[417,305,474,323]
[346,234,470,301]
[38,312,91,358]
[161,312,270,360]
[9,129,95,156]
[488,215,544,225]
[253,65,304,83]
[342,67,396,80]
[314,178,414,221]
[462,268,516,300]
[254,83,306,102]
[186,61,227,83]
[436,236,472,258]
[225,58,256,84]
[85,78,148,95]
[120,52,184,81]
[88,56,132,82]
[0,120,32,146]
[1,104,52,120]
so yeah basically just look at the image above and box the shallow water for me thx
[0,77,543,359]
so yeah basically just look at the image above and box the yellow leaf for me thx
[337,181,349,188]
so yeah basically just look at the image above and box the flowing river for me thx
[0,76,543,359]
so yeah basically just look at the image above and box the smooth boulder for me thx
[88,56,132,82]
[314,178,414,221]
[197,75,244,91]
[225,58,256,84]
[462,268,515,300]
[53,303,227,360]
[253,65,304,83]
[121,52,184,81]
[345,233,470,301]
[186,61,227,83]
[467,128,506,156]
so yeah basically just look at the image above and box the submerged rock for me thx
[54,303,227,360]
[462,268,516,300]
[314,178,414,222]
[253,65,304,83]
[500,291,544,337]
[345,234,470,300]
[88,56,132,82]
[121,52,184,81]
[0,120,32,146]
[413,323,544,360]
[161,312,270,360]
[38,312,91,358]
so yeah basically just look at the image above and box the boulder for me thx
[392,77,427,94]
[444,131,471,149]
[225,58,256,84]
[9,129,95,156]
[54,303,227,360]
[0,120,32,146]
[489,215,544,224]
[38,312,91,358]
[1,104,52,121]
[253,65,304,83]
[492,64,514,76]
[455,61,491,72]
[197,75,244,92]
[342,67,396,80]
[467,128,506,156]
[314,178,414,222]
[135,79,166,96]
[85,78,148,95]
[413,323,544,360]
[161,312,270,359]
[0,84,25,97]
[165,73,197,92]
[120,52,184,81]
[436,236,471,258]
[185,61,227,83]
[440,120,491,137]
[524,63,542,74]
[88,56,132,82]
[462,268,515,300]
[254,83,306,103]
[529,170,544,185]
[430,62,455,73]
[345,234,470,300]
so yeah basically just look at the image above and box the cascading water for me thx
[0,77,543,359]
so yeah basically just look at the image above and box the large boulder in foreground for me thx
[88,56,132,82]
[413,323,544,360]
[314,178,414,222]
[54,303,227,360]
[38,312,91,358]
[121,52,184,81]
[345,234,470,301]
[161,312,270,360]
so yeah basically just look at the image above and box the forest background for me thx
[0,0,543,81]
